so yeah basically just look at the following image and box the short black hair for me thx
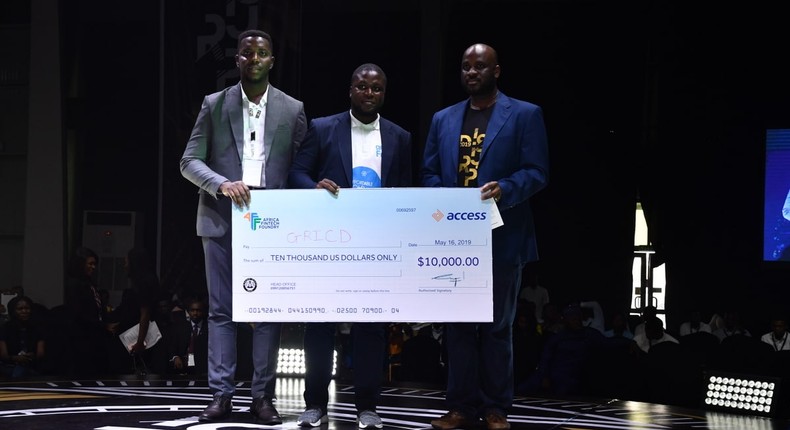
[185,296,207,310]
[7,295,34,321]
[66,246,98,279]
[351,63,387,86]
[237,30,272,49]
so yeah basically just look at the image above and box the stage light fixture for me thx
[702,371,782,417]
[276,348,337,376]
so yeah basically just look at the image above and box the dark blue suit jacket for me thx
[289,111,413,188]
[421,91,549,265]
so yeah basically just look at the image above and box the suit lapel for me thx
[480,92,511,161]
[228,84,244,162]
[445,102,467,183]
[337,112,354,186]
[379,120,392,186]
[263,85,282,168]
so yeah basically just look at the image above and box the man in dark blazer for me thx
[288,63,412,429]
[422,44,549,430]
[166,297,208,375]
[180,29,306,424]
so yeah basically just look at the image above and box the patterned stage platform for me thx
[1,376,788,430]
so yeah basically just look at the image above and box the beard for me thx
[463,76,496,96]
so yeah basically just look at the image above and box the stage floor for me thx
[0,376,788,430]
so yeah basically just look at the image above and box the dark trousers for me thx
[444,261,523,417]
[303,322,386,412]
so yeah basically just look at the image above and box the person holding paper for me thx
[180,29,306,424]
[105,247,161,375]
[289,63,412,429]
[421,43,549,430]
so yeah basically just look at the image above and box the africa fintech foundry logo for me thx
[243,212,280,230]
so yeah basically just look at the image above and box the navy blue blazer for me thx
[421,91,549,265]
[289,111,413,188]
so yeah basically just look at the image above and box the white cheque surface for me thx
[232,187,493,322]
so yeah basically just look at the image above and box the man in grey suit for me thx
[180,29,307,423]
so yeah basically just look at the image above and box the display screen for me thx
[763,129,790,261]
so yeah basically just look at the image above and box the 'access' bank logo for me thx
[431,209,486,222]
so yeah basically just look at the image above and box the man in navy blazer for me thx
[422,44,549,430]
[180,29,306,424]
[289,63,412,429]
[166,296,208,375]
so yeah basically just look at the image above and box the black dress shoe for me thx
[251,396,283,424]
[199,395,233,422]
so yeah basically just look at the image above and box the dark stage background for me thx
[59,0,790,334]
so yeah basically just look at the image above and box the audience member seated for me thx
[632,305,658,338]
[643,338,698,408]
[760,315,790,351]
[712,309,751,342]
[678,310,712,336]
[387,323,412,380]
[603,309,634,340]
[166,296,208,375]
[633,316,678,354]
[400,325,444,385]
[708,312,724,332]
[518,269,549,324]
[580,300,605,334]
[388,323,410,362]
[512,302,542,390]
[0,289,14,327]
[587,326,641,400]
[714,332,773,373]
[538,302,563,337]
[2,286,48,326]
[518,304,604,396]
[678,330,720,370]
[0,296,45,378]
[762,321,790,379]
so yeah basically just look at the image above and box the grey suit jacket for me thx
[180,83,307,237]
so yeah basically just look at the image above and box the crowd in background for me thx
[0,246,210,379]
[2,254,789,412]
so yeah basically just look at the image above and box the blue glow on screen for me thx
[764,129,790,261]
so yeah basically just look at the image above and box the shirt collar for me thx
[350,110,380,131]
[242,84,269,108]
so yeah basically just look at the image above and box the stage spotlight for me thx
[276,348,337,376]
[703,371,782,417]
